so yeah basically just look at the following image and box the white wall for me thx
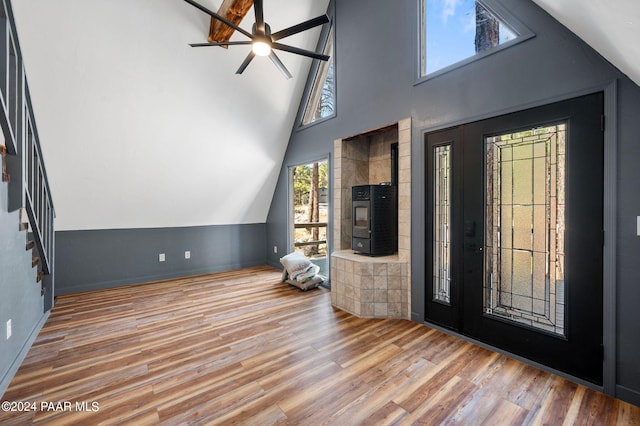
[12,0,328,230]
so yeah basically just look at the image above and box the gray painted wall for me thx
[266,0,640,405]
[55,224,268,295]
[615,76,640,405]
[0,180,47,397]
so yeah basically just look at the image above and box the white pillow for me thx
[280,252,312,280]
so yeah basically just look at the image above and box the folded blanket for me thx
[295,263,320,282]
[286,274,324,291]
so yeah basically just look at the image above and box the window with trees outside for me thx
[301,27,335,126]
[419,0,533,78]
[290,159,329,278]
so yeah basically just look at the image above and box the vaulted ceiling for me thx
[10,0,640,231]
[12,0,329,230]
[532,0,640,87]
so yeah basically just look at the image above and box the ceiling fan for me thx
[183,0,330,79]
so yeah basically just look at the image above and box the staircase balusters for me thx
[0,0,55,307]
[23,98,55,277]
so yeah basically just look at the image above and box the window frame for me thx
[295,3,336,130]
[416,0,534,83]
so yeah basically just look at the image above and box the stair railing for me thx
[0,0,18,156]
[23,87,55,277]
[1,0,55,305]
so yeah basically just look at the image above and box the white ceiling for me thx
[532,0,640,86]
[11,0,329,230]
[9,0,640,231]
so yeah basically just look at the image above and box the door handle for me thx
[464,220,476,237]
[465,243,483,253]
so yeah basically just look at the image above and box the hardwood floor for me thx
[1,266,638,425]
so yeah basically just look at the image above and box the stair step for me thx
[1,144,7,182]
[32,256,40,267]
[26,240,35,251]
[37,271,45,283]
[19,208,29,231]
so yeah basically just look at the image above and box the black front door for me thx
[425,92,604,384]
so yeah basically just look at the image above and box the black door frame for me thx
[420,88,617,389]
[425,126,463,331]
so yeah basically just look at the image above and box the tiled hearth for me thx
[331,118,411,319]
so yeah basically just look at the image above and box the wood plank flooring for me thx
[1,266,639,425]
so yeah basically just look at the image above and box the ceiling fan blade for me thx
[272,42,330,61]
[190,41,252,47]
[271,15,330,41]
[182,0,253,39]
[269,51,293,79]
[236,51,256,74]
[254,0,265,32]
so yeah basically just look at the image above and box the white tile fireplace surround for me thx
[331,118,411,319]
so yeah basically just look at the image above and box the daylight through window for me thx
[301,27,335,126]
[420,0,524,77]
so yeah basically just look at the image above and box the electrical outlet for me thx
[159,253,165,262]
[6,319,11,340]
[185,251,191,259]
[273,246,278,254]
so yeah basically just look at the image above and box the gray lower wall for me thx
[266,0,640,406]
[1,180,46,398]
[55,223,268,295]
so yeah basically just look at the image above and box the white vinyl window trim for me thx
[417,0,534,82]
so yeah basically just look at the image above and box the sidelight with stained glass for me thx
[433,144,452,304]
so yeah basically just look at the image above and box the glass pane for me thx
[292,160,329,277]
[484,124,566,337]
[512,205,532,250]
[302,27,335,125]
[354,207,368,227]
[422,0,517,75]
[433,144,451,304]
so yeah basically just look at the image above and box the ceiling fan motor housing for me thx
[253,22,271,36]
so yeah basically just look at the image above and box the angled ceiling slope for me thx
[11,0,329,231]
[10,0,639,231]
[532,0,640,86]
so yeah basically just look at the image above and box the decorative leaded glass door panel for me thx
[425,92,604,385]
[484,124,567,336]
[426,127,462,330]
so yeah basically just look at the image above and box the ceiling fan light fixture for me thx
[252,40,272,57]
[183,0,330,78]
